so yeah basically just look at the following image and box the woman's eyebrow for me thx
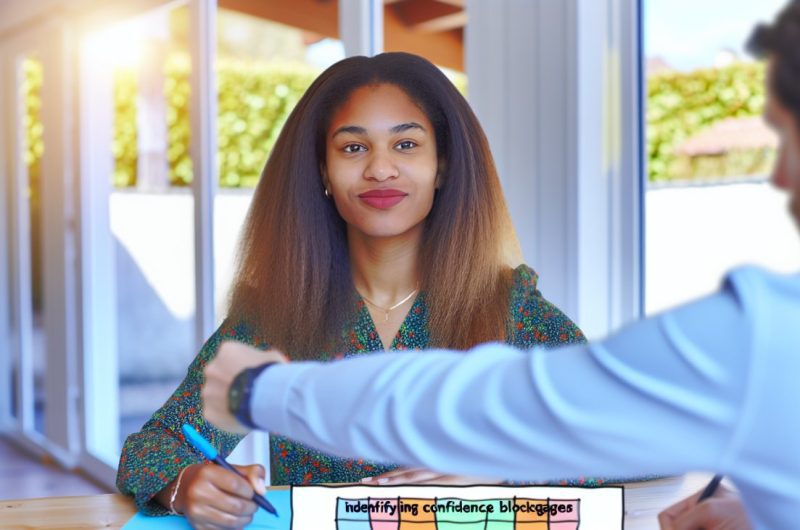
[331,122,427,138]
[390,122,426,134]
[332,125,367,138]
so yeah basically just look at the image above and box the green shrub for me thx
[108,54,319,188]
[22,58,44,312]
[647,62,768,182]
[23,53,468,189]
[23,59,44,177]
[216,59,318,188]
[33,54,768,187]
[113,68,138,187]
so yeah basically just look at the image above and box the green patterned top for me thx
[116,265,586,514]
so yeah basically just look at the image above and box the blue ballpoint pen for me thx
[181,424,278,516]
[697,474,724,503]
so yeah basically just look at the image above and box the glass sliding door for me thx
[3,41,49,449]
[1,20,81,464]
[79,2,200,484]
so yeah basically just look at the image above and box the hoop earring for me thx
[324,188,331,198]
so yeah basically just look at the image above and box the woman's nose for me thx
[364,151,399,181]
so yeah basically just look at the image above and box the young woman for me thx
[117,52,585,527]
[201,6,800,528]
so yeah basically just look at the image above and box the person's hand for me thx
[658,484,751,530]
[172,463,266,530]
[202,341,288,434]
[361,467,502,486]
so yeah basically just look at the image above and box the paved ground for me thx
[0,437,107,500]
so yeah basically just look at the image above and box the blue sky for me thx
[645,0,787,71]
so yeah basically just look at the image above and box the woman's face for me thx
[764,58,800,230]
[323,83,439,240]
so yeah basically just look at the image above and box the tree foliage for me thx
[27,54,766,187]
[110,55,319,188]
[647,61,770,182]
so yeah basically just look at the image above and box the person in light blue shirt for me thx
[201,3,800,530]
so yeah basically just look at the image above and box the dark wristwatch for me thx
[228,363,276,429]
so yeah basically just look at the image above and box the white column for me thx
[608,0,643,326]
[135,20,170,192]
[0,47,13,431]
[339,0,383,57]
[185,0,275,477]
[466,0,642,338]
[189,0,218,347]
[78,27,120,467]
[9,52,36,435]
[39,23,81,462]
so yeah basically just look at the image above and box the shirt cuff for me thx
[250,362,318,434]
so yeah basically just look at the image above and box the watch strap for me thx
[230,362,277,430]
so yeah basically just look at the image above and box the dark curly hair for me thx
[747,0,800,125]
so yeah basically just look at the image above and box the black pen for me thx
[182,424,278,516]
[697,474,724,503]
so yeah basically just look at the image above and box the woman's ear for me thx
[435,159,446,188]
[320,164,330,190]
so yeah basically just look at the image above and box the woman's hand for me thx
[658,484,751,530]
[165,463,266,530]
[202,342,288,434]
[361,467,502,486]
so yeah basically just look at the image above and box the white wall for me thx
[467,0,642,339]
[646,181,800,314]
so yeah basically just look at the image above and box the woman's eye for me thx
[343,144,366,153]
[396,140,417,150]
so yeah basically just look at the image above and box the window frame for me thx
[0,21,82,467]
[466,0,643,339]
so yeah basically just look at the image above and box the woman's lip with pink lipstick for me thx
[358,189,408,209]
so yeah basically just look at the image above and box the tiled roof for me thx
[675,116,778,156]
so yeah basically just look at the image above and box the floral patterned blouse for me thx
[117,265,586,514]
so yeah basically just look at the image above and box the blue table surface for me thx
[122,489,291,530]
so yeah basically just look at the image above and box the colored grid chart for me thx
[336,497,580,530]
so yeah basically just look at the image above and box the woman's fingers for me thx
[183,464,258,529]
[234,463,267,495]
[658,485,751,530]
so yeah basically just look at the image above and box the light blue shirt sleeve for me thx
[252,285,750,482]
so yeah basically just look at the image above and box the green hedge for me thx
[22,58,44,311]
[647,61,769,182]
[112,55,319,188]
[24,57,767,187]
[113,67,138,187]
[107,56,470,188]
[216,59,318,188]
[23,58,44,185]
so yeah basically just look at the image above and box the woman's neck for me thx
[348,225,421,306]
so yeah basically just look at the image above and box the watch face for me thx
[228,376,245,415]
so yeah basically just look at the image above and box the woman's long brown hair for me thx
[227,52,522,359]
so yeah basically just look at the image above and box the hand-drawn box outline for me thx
[288,483,625,530]
[335,496,581,528]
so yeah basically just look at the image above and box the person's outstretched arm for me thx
[206,278,751,483]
